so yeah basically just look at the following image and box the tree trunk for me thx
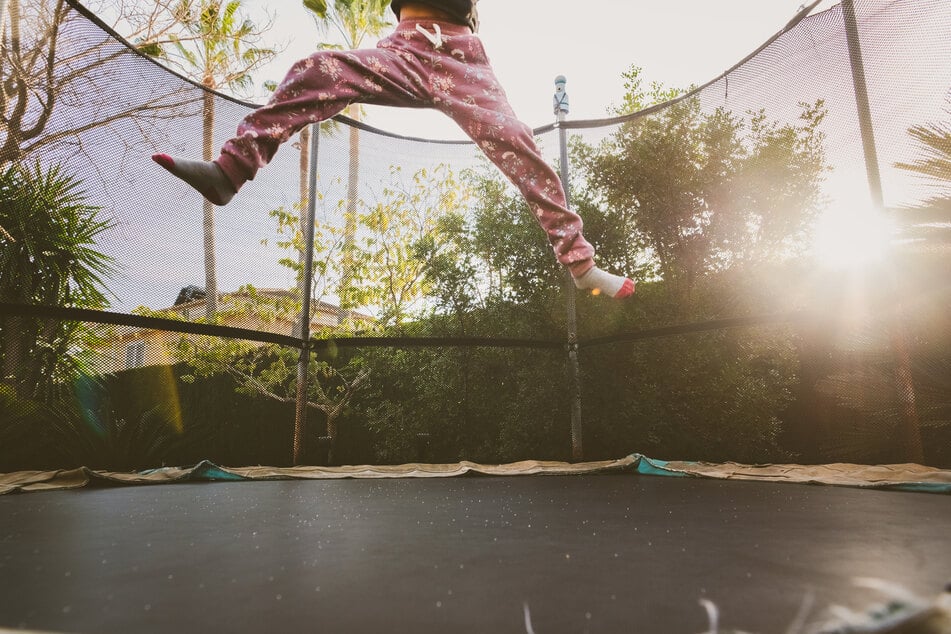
[292,126,311,338]
[339,105,360,310]
[201,88,217,318]
[0,0,20,168]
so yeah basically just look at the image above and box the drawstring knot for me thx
[415,23,443,49]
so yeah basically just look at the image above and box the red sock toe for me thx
[613,278,635,299]
[152,153,174,170]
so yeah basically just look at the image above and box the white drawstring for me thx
[415,22,443,49]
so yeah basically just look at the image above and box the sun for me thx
[811,205,895,270]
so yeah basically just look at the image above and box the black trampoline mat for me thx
[1,475,949,633]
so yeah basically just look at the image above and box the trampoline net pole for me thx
[556,96,584,461]
[843,0,923,462]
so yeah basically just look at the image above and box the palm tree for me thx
[894,103,951,242]
[302,0,392,309]
[0,161,115,401]
[147,0,276,319]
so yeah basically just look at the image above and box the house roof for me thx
[166,288,375,322]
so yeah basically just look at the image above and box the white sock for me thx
[573,267,635,298]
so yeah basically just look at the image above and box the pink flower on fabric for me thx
[320,57,344,80]
[367,56,387,75]
[430,74,456,95]
[364,78,384,93]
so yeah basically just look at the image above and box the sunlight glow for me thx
[811,206,895,270]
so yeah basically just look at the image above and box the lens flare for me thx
[812,206,895,270]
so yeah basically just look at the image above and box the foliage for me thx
[352,342,569,464]
[0,372,182,472]
[270,163,473,326]
[0,364,297,471]
[893,100,951,243]
[302,0,392,51]
[465,163,564,305]
[0,160,115,401]
[165,298,369,463]
[611,65,688,116]
[580,320,797,463]
[895,102,951,191]
[169,164,469,462]
[577,70,827,304]
[563,71,825,460]
[349,164,471,323]
[142,0,277,95]
[415,163,569,339]
[47,401,185,472]
[0,384,61,471]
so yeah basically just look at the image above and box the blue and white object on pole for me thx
[553,75,569,119]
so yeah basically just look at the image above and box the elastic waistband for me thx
[397,18,472,35]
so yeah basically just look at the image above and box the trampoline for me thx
[0,470,949,633]
[4,0,951,632]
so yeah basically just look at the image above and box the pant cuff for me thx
[215,152,251,192]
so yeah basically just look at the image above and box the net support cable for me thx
[0,301,870,351]
[842,0,923,463]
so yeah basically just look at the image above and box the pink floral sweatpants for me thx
[216,19,595,276]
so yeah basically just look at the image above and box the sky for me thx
[238,0,839,139]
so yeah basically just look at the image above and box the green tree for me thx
[611,65,687,116]
[270,163,470,325]
[577,70,827,303]
[144,0,276,319]
[354,343,569,464]
[175,332,369,465]
[137,285,370,464]
[464,164,562,304]
[351,164,470,325]
[171,163,467,463]
[0,161,115,400]
[302,0,392,309]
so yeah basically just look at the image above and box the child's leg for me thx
[436,60,634,297]
[155,45,426,201]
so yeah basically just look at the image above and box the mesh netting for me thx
[2,0,950,469]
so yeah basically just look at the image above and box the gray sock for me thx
[152,154,236,206]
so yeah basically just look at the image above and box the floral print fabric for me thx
[217,19,594,273]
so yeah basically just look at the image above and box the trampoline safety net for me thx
[2,0,950,472]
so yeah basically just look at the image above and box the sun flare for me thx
[811,206,895,270]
